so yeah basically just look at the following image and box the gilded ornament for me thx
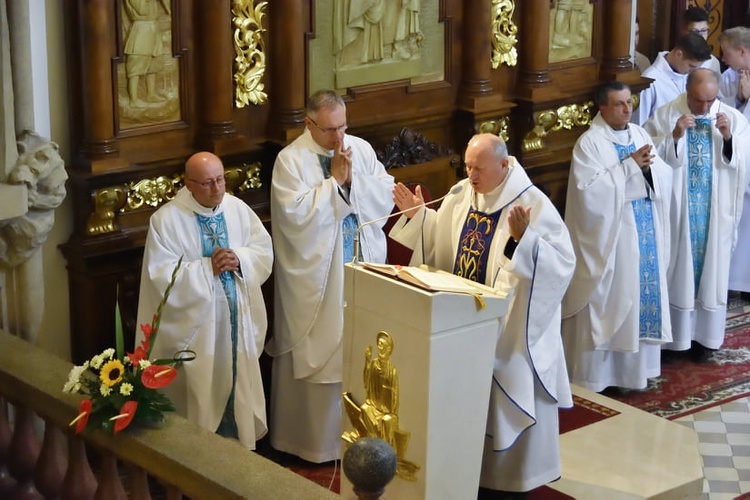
[225,162,262,193]
[87,187,127,235]
[343,331,420,481]
[522,101,593,152]
[491,0,518,69]
[124,175,182,211]
[232,0,268,107]
[478,117,510,143]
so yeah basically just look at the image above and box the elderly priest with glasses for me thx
[136,151,274,449]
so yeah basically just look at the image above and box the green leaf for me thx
[147,256,183,359]
[115,285,124,360]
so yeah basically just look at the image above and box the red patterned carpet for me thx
[607,309,750,419]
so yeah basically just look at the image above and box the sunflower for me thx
[100,359,125,387]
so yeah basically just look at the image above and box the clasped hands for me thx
[330,141,353,187]
[211,247,239,276]
[738,69,750,103]
[672,112,732,141]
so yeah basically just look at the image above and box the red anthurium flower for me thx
[141,365,177,389]
[112,400,138,433]
[127,345,148,366]
[70,399,92,434]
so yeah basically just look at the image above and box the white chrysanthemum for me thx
[102,348,115,359]
[120,383,134,396]
[100,384,112,397]
[138,359,152,369]
[63,365,87,393]
[90,355,103,370]
[123,355,131,365]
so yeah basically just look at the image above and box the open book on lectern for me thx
[361,263,506,298]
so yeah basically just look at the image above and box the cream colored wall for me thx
[35,0,72,360]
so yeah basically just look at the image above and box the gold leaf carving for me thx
[87,187,127,235]
[232,0,268,107]
[86,163,263,235]
[478,117,510,143]
[522,101,593,152]
[124,175,183,211]
[491,0,518,69]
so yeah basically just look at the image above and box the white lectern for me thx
[342,264,510,499]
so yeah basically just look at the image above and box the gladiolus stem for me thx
[69,411,88,427]
[109,413,131,421]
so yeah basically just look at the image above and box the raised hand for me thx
[392,182,424,219]
[330,141,353,186]
[508,205,531,243]
[629,144,655,171]
[672,114,695,141]
[715,112,732,141]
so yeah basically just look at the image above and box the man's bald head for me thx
[185,152,226,208]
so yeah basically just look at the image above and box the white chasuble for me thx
[390,157,576,491]
[136,187,273,449]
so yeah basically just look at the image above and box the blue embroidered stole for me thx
[318,154,360,264]
[452,208,502,284]
[196,211,239,438]
[612,142,662,340]
[686,118,713,292]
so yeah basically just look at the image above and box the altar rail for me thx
[0,330,337,499]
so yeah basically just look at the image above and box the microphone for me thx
[352,183,465,264]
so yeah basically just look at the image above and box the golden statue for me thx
[343,331,419,481]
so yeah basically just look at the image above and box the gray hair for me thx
[306,90,346,116]
[719,26,750,50]
[686,67,720,90]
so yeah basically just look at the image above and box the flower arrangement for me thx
[63,258,187,434]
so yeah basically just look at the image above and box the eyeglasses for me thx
[308,116,347,134]
[689,28,709,35]
[187,176,225,188]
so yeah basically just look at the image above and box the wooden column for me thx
[459,0,494,100]
[78,0,118,162]
[601,0,636,79]
[195,0,237,146]
[268,0,306,144]
[519,0,551,87]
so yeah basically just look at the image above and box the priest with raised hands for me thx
[389,133,576,497]
[644,68,750,361]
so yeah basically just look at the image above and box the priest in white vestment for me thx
[719,27,750,295]
[632,33,712,125]
[644,69,750,360]
[137,151,273,449]
[267,90,394,463]
[389,133,575,494]
[562,82,673,393]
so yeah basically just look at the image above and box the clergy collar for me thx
[175,187,225,216]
